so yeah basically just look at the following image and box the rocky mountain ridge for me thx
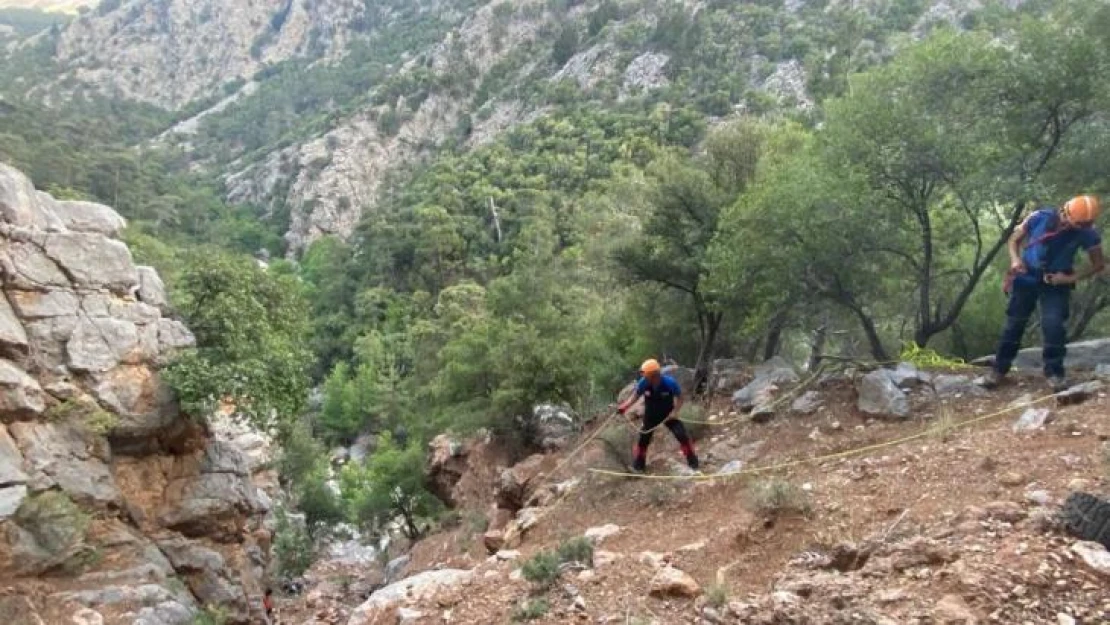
[2,0,1006,255]
[0,162,274,624]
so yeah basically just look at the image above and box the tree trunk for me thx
[851,305,889,362]
[806,320,828,372]
[692,311,722,396]
[763,310,789,362]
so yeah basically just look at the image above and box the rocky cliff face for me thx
[0,162,273,624]
[52,0,368,108]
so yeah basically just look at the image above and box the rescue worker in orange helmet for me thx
[617,359,700,472]
[983,195,1105,392]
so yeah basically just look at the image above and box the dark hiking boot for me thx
[686,455,700,471]
[1048,376,1069,393]
[977,369,1005,389]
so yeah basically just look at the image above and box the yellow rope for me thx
[587,392,1058,481]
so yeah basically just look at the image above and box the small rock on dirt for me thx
[639,551,667,568]
[998,471,1027,487]
[1070,541,1110,578]
[717,460,743,475]
[791,391,823,414]
[933,374,987,398]
[594,550,620,567]
[1056,380,1104,406]
[1025,490,1051,506]
[1013,408,1053,432]
[934,593,979,623]
[649,566,701,597]
[583,524,621,544]
[984,501,1026,523]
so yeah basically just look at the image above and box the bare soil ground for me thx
[281,372,1110,625]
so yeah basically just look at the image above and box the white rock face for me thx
[52,0,370,109]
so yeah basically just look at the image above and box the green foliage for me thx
[520,551,561,589]
[339,434,441,540]
[191,604,231,625]
[162,251,312,431]
[551,22,579,66]
[705,583,729,608]
[555,536,594,567]
[14,491,90,563]
[512,598,550,621]
[272,507,316,580]
[749,479,812,517]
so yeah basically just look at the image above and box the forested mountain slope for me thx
[3,0,999,253]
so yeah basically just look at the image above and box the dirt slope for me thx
[282,372,1110,624]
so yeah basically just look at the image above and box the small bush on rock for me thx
[749,479,811,517]
[556,536,594,567]
[521,551,561,589]
[512,598,549,621]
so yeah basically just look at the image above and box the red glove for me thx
[616,404,628,415]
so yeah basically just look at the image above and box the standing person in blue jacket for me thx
[982,195,1104,392]
[617,359,700,472]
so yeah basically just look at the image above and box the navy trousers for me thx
[994,279,1071,377]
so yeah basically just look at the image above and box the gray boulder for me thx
[385,554,411,582]
[732,357,799,410]
[973,338,1110,372]
[160,442,263,539]
[0,239,71,290]
[0,595,45,625]
[129,601,195,625]
[0,164,65,231]
[791,391,823,415]
[0,294,28,355]
[662,365,696,393]
[347,569,472,625]
[888,362,931,388]
[857,370,909,418]
[48,200,127,237]
[136,267,169,311]
[0,427,28,519]
[90,365,179,436]
[1013,408,1053,433]
[1056,380,1104,406]
[0,358,45,417]
[157,319,196,351]
[931,374,987,398]
[157,536,249,622]
[66,317,140,373]
[528,404,577,451]
[6,289,81,320]
[43,232,138,294]
[8,421,120,505]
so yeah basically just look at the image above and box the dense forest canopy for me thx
[2,0,1110,563]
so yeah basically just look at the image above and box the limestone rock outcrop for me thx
[0,163,270,624]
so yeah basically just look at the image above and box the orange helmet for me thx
[640,359,661,375]
[1062,195,1101,225]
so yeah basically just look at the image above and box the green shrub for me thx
[556,536,593,567]
[192,605,230,625]
[272,508,315,579]
[45,399,119,436]
[14,491,90,562]
[512,598,550,621]
[521,551,560,589]
[706,582,729,608]
[749,479,812,517]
